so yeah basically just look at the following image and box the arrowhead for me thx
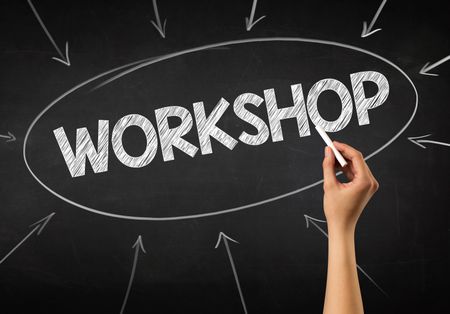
[6,131,16,142]
[132,235,146,253]
[245,15,266,31]
[361,21,382,38]
[304,215,311,228]
[52,41,71,66]
[303,214,326,228]
[29,212,55,235]
[151,19,167,38]
[419,62,439,76]
[214,232,239,249]
[361,21,368,36]
[407,134,432,149]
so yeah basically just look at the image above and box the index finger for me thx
[333,141,367,173]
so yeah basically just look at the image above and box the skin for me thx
[322,141,379,314]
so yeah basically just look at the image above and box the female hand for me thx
[322,141,379,233]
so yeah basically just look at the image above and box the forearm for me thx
[323,225,363,314]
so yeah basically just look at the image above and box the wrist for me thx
[327,221,356,238]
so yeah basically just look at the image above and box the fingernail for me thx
[324,146,330,158]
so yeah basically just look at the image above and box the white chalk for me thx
[315,125,348,167]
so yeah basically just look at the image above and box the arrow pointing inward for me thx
[120,235,146,314]
[27,0,70,66]
[408,134,450,149]
[420,55,450,76]
[361,0,387,38]
[245,0,266,31]
[215,232,248,314]
[0,131,16,142]
[304,215,388,297]
[150,0,166,38]
[0,212,55,265]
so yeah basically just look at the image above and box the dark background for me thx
[0,0,449,313]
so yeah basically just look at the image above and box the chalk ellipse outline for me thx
[23,37,419,221]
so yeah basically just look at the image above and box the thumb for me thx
[322,146,338,189]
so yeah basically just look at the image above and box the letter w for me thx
[53,120,109,178]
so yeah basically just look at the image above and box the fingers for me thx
[333,141,380,193]
[333,141,366,174]
[322,146,338,189]
[338,163,355,181]
[323,142,380,193]
[333,141,362,161]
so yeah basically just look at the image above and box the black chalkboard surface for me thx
[0,0,449,313]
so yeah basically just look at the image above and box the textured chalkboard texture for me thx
[0,0,449,313]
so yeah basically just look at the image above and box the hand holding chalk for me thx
[321,141,379,232]
[315,125,348,167]
[321,142,379,314]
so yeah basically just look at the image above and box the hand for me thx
[322,141,379,233]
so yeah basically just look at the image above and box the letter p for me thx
[350,71,389,126]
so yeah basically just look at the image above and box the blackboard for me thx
[0,0,449,313]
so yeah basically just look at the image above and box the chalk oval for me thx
[24,38,418,221]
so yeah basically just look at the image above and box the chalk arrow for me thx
[120,235,146,314]
[419,55,450,76]
[0,131,16,143]
[27,0,70,66]
[304,214,388,296]
[150,0,166,38]
[245,0,266,31]
[215,232,248,314]
[408,134,450,149]
[0,212,55,265]
[361,0,387,38]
